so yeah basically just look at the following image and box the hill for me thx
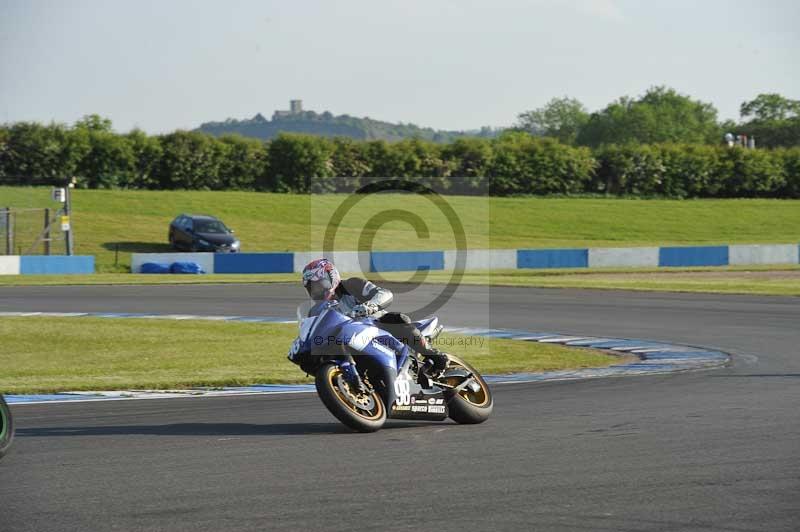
[195,100,500,142]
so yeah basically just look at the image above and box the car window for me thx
[194,220,229,234]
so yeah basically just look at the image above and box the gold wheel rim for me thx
[329,367,384,421]
[444,358,490,407]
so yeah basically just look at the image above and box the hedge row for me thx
[593,144,800,198]
[1,123,798,198]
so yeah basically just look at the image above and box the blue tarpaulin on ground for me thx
[170,262,205,274]
[140,262,171,274]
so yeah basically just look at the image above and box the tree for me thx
[488,131,596,195]
[74,127,134,189]
[0,122,89,185]
[516,97,589,144]
[155,131,226,189]
[577,86,720,147]
[74,114,113,133]
[441,138,493,194]
[217,134,268,190]
[266,133,334,192]
[740,94,800,122]
[738,94,800,148]
[329,137,371,191]
[70,115,135,188]
[125,129,163,189]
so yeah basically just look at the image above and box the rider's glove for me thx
[350,302,378,318]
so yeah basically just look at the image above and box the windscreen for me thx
[194,220,229,233]
[296,301,315,326]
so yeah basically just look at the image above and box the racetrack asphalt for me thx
[1,283,798,532]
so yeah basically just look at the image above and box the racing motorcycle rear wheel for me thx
[441,355,493,424]
[315,363,386,433]
[0,394,13,460]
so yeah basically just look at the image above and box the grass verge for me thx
[0,317,618,394]
[378,265,800,296]
[1,265,798,296]
[0,273,298,286]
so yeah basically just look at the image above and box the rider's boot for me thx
[416,337,449,380]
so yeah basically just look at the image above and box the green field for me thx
[0,317,619,394]
[2,186,799,272]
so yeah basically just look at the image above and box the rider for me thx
[301,258,449,376]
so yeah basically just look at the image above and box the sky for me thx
[1,0,798,133]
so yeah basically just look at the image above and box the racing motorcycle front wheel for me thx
[0,394,13,460]
[441,355,493,424]
[315,363,386,433]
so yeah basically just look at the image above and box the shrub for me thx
[593,144,665,196]
[718,146,786,197]
[778,147,800,198]
[489,133,595,195]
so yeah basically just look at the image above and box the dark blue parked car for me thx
[168,214,241,253]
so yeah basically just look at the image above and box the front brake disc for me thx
[335,375,376,410]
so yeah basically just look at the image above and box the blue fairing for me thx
[297,301,410,370]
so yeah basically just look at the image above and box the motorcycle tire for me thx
[315,363,386,433]
[442,355,493,425]
[0,394,13,460]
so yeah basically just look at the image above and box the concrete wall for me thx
[131,253,215,274]
[588,247,659,268]
[293,251,371,275]
[443,249,517,270]
[0,256,21,275]
[728,244,799,265]
[129,243,800,275]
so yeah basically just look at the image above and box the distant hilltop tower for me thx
[273,99,304,119]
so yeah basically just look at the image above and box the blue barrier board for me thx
[19,255,95,274]
[659,246,729,267]
[214,253,294,274]
[517,249,588,269]
[369,251,444,272]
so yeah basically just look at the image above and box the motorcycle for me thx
[288,300,493,432]
[0,394,13,460]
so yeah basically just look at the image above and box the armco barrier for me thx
[128,243,799,275]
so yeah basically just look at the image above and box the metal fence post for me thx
[65,180,74,256]
[44,207,51,255]
[4,208,11,256]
